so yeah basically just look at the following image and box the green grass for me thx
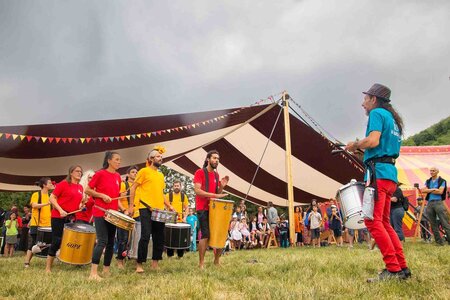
[1,242,449,300]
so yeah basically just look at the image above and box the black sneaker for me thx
[367,269,406,283]
[402,267,412,279]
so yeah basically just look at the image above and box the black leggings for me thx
[116,227,129,260]
[138,208,165,263]
[92,217,116,266]
[48,218,70,257]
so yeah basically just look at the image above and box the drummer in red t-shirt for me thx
[45,165,84,273]
[85,151,124,281]
[193,150,229,269]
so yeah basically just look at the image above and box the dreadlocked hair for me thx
[375,98,404,136]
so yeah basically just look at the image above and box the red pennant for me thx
[143,133,148,137]
[68,138,73,143]
[157,131,162,135]
[55,138,61,143]
[86,138,92,143]
[103,137,108,142]
[48,137,54,143]
[62,138,67,143]
[120,136,125,141]
[5,133,11,139]
[26,136,33,142]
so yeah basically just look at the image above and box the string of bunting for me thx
[0,96,277,145]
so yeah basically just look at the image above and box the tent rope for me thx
[244,103,284,201]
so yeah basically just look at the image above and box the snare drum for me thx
[128,221,152,259]
[336,180,366,230]
[165,223,191,249]
[36,227,52,258]
[151,208,177,224]
[104,210,136,231]
[209,199,234,248]
[59,223,96,265]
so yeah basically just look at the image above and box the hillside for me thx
[403,116,450,146]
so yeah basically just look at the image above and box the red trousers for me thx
[364,179,407,272]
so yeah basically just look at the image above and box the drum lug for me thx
[212,203,215,209]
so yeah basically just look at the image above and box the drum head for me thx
[345,214,366,230]
[37,227,52,232]
[210,199,234,204]
[109,210,135,222]
[166,223,191,229]
[65,222,96,233]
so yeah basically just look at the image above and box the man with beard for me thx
[345,83,410,282]
[194,150,229,269]
[129,147,174,273]
[165,179,189,258]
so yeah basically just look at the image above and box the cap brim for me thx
[362,92,391,102]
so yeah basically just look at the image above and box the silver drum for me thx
[336,180,367,230]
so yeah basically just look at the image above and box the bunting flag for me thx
[403,210,416,230]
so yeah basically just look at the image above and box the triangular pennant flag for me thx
[80,138,85,144]
[73,138,79,143]
[192,124,196,128]
[34,136,41,142]
[86,138,91,143]
[62,138,67,143]
[12,134,18,140]
[187,125,191,129]
[68,138,73,143]
[20,135,26,141]
[5,133,11,139]
[167,129,171,133]
[115,136,120,141]
[152,132,157,136]
[48,137,54,143]
[184,126,188,130]
[109,137,114,142]
[103,137,109,142]
[27,136,33,142]
[136,134,141,138]
[0,133,3,138]
[41,137,47,143]
[120,136,125,141]
[157,131,162,135]
[175,128,179,132]
[202,122,206,125]
[126,135,131,140]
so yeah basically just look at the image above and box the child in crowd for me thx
[186,208,198,252]
[230,216,242,250]
[329,206,343,246]
[5,212,19,257]
[278,216,289,248]
[249,215,261,246]
[239,218,251,248]
[259,217,271,246]
[308,205,322,248]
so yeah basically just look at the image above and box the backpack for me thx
[425,177,447,201]
[304,212,310,228]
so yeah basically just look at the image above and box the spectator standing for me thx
[267,202,278,230]
[5,212,19,257]
[309,206,322,248]
[421,167,449,246]
[329,205,343,246]
[390,184,406,241]
[186,208,198,252]
[294,206,304,246]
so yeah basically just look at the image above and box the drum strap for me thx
[139,200,152,212]
[169,192,185,204]
[202,168,219,194]
[365,156,396,201]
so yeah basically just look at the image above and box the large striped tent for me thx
[397,145,450,189]
[0,102,364,206]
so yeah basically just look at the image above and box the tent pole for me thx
[283,91,296,246]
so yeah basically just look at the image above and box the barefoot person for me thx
[24,177,53,267]
[86,151,124,281]
[345,83,410,282]
[193,150,229,269]
[46,166,84,273]
[129,146,174,273]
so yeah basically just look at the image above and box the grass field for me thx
[0,241,449,300]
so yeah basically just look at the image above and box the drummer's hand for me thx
[127,208,134,217]
[59,209,68,217]
[220,176,229,187]
[169,205,175,212]
[216,193,228,199]
[101,194,112,203]
[345,141,358,152]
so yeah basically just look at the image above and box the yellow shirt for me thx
[166,192,188,219]
[29,191,51,227]
[135,167,165,210]
[119,181,130,210]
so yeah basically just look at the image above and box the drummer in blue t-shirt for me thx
[345,83,410,282]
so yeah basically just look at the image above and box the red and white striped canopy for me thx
[0,103,364,206]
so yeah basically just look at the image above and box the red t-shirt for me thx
[194,168,220,211]
[75,196,94,223]
[51,180,84,218]
[89,169,121,218]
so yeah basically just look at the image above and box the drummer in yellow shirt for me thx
[24,177,54,267]
[129,147,173,273]
[116,165,138,268]
[165,180,189,258]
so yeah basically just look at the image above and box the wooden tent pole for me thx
[283,91,296,246]
[414,188,426,243]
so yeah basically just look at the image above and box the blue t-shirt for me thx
[425,178,445,201]
[186,215,198,231]
[363,108,401,183]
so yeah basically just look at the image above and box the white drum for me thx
[128,221,152,259]
[336,180,367,229]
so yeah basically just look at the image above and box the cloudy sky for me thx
[0,0,449,142]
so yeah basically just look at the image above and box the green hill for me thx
[403,116,450,146]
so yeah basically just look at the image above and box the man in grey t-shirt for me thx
[267,201,278,230]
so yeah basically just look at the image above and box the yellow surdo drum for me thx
[59,223,96,265]
[208,199,233,248]
[104,209,136,231]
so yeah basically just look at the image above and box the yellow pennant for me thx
[41,137,48,143]
[20,135,25,140]
[12,134,18,140]
[80,138,85,144]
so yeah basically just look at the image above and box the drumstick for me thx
[66,208,87,216]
